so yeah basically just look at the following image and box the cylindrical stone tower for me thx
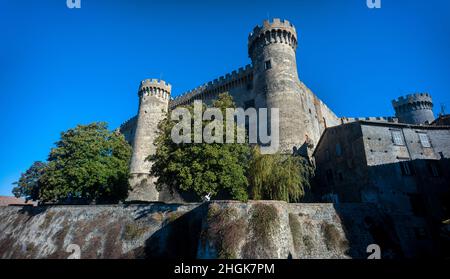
[127,79,171,201]
[248,18,305,153]
[392,93,435,125]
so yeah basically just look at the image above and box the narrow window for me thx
[400,161,415,176]
[264,60,272,70]
[418,133,431,148]
[391,130,405,146]
[427,160,441,177]
[336,143,342,157]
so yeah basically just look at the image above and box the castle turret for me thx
[248,18,306,153]
[392,93,435,125]
[127,79,171,201]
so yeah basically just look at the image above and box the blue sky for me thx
[1,0,449,196]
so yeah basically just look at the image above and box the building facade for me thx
[313,121,450,257]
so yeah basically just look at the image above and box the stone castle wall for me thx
[0,201,385,259]
[120,19,341,155]
[118,18,344,201]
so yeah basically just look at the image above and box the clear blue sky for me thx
[1,0,449,196]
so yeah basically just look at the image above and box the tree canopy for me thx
[248,147,314,202]
[14,122,132,203]
[150,93,251,201]
[12,161,47,202]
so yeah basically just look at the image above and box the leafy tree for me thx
[150,93,251,201]
[12,161,47,201]
[38,122,132,203]
[248,147,314,202]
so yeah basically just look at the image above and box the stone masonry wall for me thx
[0,201,381,259]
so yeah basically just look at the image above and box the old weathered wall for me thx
[0,201,381,259]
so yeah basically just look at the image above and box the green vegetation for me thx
[206,204,246,259]
[150,93,251,201]
[248,147,314,202]
[123,223,147,241]
[165,211,185,224]
[249,203,279,246]
[14,122,132,203]
[242,203,279,257]
[12,161,46,201]
[289,213,302,251]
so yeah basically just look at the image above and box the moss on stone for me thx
[205,205,246,259]
[242,203,279,258]
[165,211,185,224]
[321,222,348,252]
[302,235,314,253]
[289,213,302,251]
[122,223,147,241]
[39,211,55,229]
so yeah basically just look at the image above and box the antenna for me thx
[440,103,446,116]
[266,12,270,20]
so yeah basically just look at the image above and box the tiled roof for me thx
[0,196,36,206]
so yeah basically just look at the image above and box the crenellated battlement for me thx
[392,93,433,113]
[138,79,172,100]
[119,115,137,130]
[392,93,432,106]
[340,117,399,124]
[248,18,298,57]
[169,64,253,108]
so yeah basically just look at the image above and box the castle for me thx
[119,18,447,204]
[1,18,449,260]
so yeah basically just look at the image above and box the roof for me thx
[432,114,450,126]
[0,196,37,206]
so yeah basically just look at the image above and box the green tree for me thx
[150,93,251,201]
[248,147,314,202]
[12,161,47,201]
[39,122,132,203]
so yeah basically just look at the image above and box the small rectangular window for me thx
[400,161,415,176]
[391,130,405,146]
[264,60,272,70]
[418,133,431,148]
